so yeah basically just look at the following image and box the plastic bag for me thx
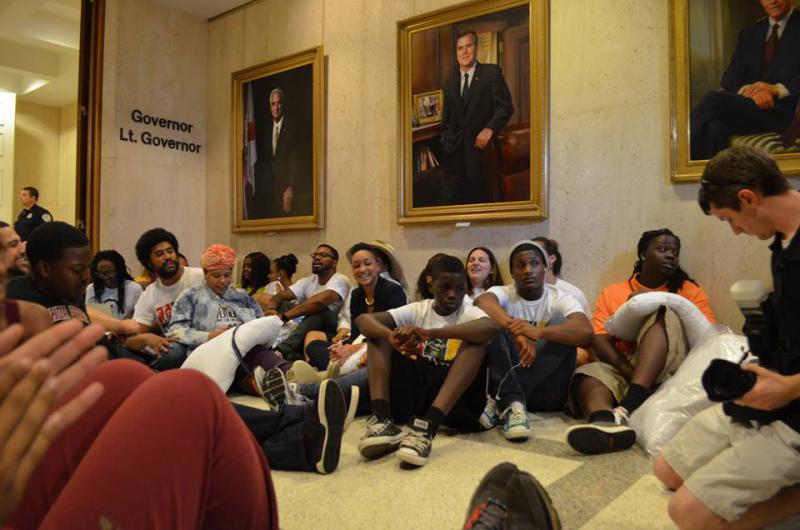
[629,324,752,458]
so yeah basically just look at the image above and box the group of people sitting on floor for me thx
[0,218,719,472]
[2,145,799,530]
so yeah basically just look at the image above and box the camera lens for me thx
[702,359,757,402]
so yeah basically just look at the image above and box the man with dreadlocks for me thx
[565,228,715,455]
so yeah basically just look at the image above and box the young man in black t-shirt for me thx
[7,222,92,324]
[6,223,138,339]
[654,146,800,529]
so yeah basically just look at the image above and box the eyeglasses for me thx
[310,252,335,260]
[95,270,117,279]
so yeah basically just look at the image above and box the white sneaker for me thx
[612,406,630,425]
[479,397,501,430]
[502,405,531,441]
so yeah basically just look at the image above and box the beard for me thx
[158,259,179,279]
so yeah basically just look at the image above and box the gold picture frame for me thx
[397,0,549,224]
[670,0,800,182]
[414,89,445,125]
[232,47,324,231]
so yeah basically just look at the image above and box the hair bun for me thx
[287,253,298,265]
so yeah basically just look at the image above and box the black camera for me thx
[701,281,776,402]
[702,358,757,402]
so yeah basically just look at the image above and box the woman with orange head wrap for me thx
[167,244,263,351]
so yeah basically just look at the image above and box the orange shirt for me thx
[592,275,716,355]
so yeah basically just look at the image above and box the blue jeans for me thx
[487,330,577,411]
[233,402,315,472]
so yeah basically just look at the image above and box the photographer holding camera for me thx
[653,146,800,530]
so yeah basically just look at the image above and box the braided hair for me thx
[630,228,696,293]
[90,250,135,311]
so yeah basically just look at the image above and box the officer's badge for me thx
[42,213,52,222]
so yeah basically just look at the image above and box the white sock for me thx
[181,316,282,392]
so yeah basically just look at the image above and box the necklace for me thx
[365,297,374,306]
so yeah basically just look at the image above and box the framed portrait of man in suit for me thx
[671,0,800,181]
[398,0,549,224]
[232,47,324,231]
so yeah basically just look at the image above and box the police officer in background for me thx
[14,186,52,241]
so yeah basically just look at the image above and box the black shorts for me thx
[388,350,486,431]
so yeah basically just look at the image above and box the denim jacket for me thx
[167,284,263,350]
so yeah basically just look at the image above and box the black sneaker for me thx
[565,410,636,456]
[358,414,404,458]
[463,462,561,530]
[510,468,562,529]
[254,366,300,409]
[396,416,434,467]
[463,462,516,529]
[309,379,346,474]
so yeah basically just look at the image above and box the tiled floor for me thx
[260,407,676,530]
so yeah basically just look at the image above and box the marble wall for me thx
[0,94,15,224]
[100,0,207,269]
[201,0,783,329]
[13,100,77,223]
[97,0,788,328]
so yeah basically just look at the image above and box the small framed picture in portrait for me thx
[414,89,445,125]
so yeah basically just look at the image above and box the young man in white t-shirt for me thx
[355,255,500,467]
[126,228,204,370]
[475,241,592,441]
[265,244,351,360]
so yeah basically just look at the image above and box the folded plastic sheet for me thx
[629,325,752,458]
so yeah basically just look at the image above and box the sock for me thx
[588,410,615,424]
[371,399,391,421]
[182,316,283,392]
[423,406,446,435]
[620,383,649,413]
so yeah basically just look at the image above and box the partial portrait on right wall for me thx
[671,0,800,181]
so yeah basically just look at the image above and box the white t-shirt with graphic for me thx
[289,272,351,315]
[85,280,143,319]
[388,298,488,365]
[133,267,205,331]
[487,283,584,327]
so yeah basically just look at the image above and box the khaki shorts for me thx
[661,404,800,522]
[569,308,687,413]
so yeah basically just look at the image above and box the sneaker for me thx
[612,405,631,425]
[464,462,516,529]
[287,360,324,384]
[463,499,509,530]
[502,405,531,440]
[343,385,359,431]
[358,414,404,458]
[310,379,346,474]
[325,361,341,381]
[396,416,434,467]
[479,397,501,430]
[254,366,301,409]
[565,408,636,455]
[463,462,561,530]
[511,468,562,529]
